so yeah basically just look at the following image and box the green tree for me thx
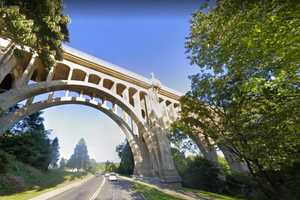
[12,111,45,133]
[175,0,300,199]
[87,158,97,174]
[170,147,188,177]
[104,160,117,173]
[59,157,66,169]
[68,138,90,171]
[66,155,75,170]
[0,130,52,171]
[182,156,224,193]
[0,111,53,171]
[0,0,69,68]
[116,140,134,175]
[168,130,199,155]
[50,137,59,168]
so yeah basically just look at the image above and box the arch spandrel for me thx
[0,80,147,127]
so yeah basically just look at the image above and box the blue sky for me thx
[44,1,202,162]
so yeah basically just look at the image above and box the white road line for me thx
[89,176,106,200]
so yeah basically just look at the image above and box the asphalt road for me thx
[49,175,144,200]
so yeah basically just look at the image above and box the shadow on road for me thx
[108,179,144,200]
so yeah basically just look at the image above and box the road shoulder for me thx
[120,176,198,200]
[29,174,94,200]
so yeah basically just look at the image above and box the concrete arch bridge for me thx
[0,38,183,183]
[0,38,248,183]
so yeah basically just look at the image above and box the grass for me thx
[128,176,241,200]
[0,157,90,200]
[133,183,184,200]
[0,171,90,200]
[180,188,243,200]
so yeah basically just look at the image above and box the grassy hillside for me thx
[0,153,89,199]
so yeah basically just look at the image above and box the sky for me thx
[43,1,203,162]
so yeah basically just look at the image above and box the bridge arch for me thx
[0,81,181,181]
[0,93,155,176]
[0,80,146,128]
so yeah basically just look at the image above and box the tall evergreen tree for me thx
[68,138,90,171]
[66,155,76,170]
[116,140,134,175]
[59,157,66,169]
[50,137,59,168]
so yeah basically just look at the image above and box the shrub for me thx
[224,173,262,199]
[0,174,26,195]
[181,156,225,193]
[0,150,9,174]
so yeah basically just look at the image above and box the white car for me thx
[104,173,110,177]
[108,173,118,181]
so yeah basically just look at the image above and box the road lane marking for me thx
[89,176,106,200]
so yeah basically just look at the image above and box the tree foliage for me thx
[67,138,90,171]
[116,140,134,175]
[11,111,45,133]
[0,0,69,68]
[171,149,260,198]
[59,157,66,169]
[104,160,117,173]
[183,156,223,192]
[87,158,97,174]
[50,137,59,168]
[174,0,300,199]
[0,111,56,171]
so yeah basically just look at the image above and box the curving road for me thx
[49,174,144,200]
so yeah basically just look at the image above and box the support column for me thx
[219,145,249,174]
[145,81,181,183]
[65,90,70,97]
[0,51,17,84]
[102,97,107,108]
[98,78,103,87]
[112,103,117,114]
[67,68,73,80]
[130,136,154,177]
[122,110,129,124]
[132,92,142,117]
[111,82,117,94]
[193,134,219,165]
[15,54,37,88]
[146,126,181,183]
[25,97,34,106]
[47,66,55,82]
[91,93,97,103]
[84,73,89,82]
[48,92,54,101]
[0,41,14,63]
[122,88,129,104]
